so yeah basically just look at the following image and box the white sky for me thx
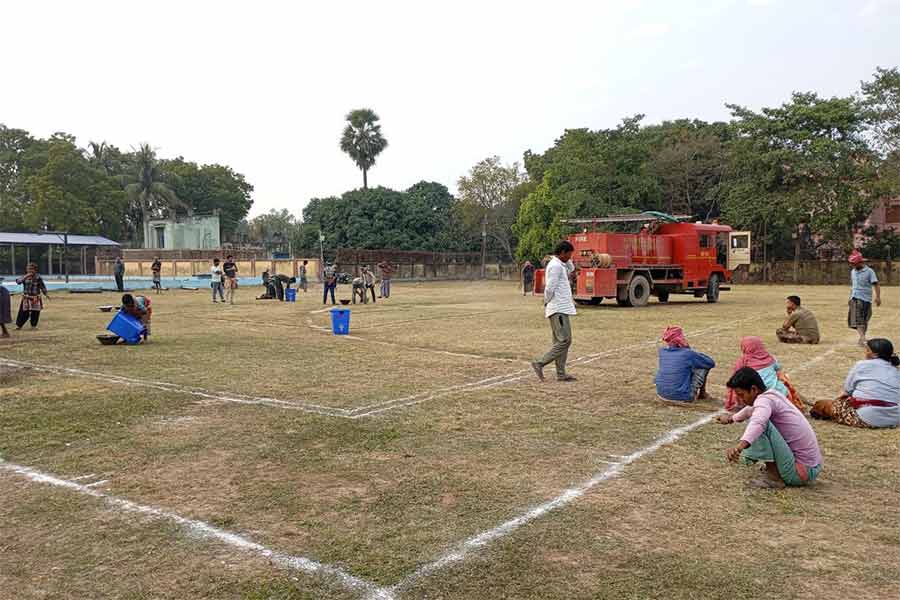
[2,0,898,218]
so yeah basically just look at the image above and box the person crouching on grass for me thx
[654,326,715,403]
[120,293,152,343]
[719,367,823,489]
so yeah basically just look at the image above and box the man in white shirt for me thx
[210,258,225,303]
[532,240,577,382]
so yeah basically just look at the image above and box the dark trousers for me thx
[367,284,376,303]
[16,307,40,328]
[115,273,124,292]
[323,282,336,304]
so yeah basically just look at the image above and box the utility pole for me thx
[319,229,326,280]
[480,214,487,279]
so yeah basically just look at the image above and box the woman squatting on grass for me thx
[720,367,823,490]
[810,338,900,429]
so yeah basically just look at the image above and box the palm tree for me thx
[340,108,388,189]
[124,144,185,247]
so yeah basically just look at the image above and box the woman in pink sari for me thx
[726,336,803,412]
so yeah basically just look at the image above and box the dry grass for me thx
[0,281,898,599]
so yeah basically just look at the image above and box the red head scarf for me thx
[726,336,777,410]
[848,250,864,265]
[661,326,689,348]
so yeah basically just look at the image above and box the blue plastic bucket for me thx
[285,288,297,302]
[330,308,350,335]
[107,311,146,344]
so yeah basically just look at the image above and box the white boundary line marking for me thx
[375,412,721,598]
[2,316,759,422]
[378,330,874,596]
[0,459,393,600]
[347,315,762,418]
[84,479,109,488]
[0,357,355,419]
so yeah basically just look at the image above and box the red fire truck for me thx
[534,213,751,307]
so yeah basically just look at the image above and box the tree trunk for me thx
[362,168,368,190]
[793,227,801,284]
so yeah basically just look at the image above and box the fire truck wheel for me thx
[656,290,670,303]
[706,275,720,303]
[627,274,651,307]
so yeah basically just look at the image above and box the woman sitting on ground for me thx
[726,337,804,413]
[719,367,823,489]
[811,338,900,429]
[654,326,716,403]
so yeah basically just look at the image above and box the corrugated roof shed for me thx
[0,232,120,246]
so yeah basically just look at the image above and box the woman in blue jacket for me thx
[655,326,716,402]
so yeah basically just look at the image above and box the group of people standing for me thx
[210,255,239,304]
[112,256,165,295]
[323,261,394,305]
[529,241,898,490]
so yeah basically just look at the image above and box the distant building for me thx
[144,211,221,250]
[863,197,900,234]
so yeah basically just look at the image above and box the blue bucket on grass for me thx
[330,308,350,335]
[107,311,146,345]
[285,288,297,302]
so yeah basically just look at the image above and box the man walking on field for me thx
[532,240,577,382]
[848,250,881,347]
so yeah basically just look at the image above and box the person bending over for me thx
[120,293,152,342]
[719,367,823,489]
[810,338,899,429]
[654,326,715,403]
[777,295,820,344]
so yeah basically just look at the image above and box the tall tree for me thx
[24,137,126,238]
[457,156,525,262]
[124,144,183,246]
[162,157,254,240]
[861,66,900,195]
[340,108,388,189]
[721,92,880,262]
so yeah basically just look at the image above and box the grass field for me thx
[2,280,899,600]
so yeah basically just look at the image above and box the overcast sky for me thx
[3,0,898,218]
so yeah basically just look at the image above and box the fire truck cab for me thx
[535,213,751,307]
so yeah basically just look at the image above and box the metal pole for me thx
[319,229,325,280]
[480,215,487,279]
[64,232,69,284]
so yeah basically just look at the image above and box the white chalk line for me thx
[0,357,355,419]
[347,315,763,419]
[381,333,859,596]
[304,317,524,365]
[84,479,109,488]
[0,313,764,424]
[0,459,392,599]
[375,412,721,598]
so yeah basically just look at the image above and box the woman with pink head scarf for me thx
[725,336,804,412]
[655,326,716,402]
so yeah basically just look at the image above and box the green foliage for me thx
[721,92,880,252]
[299,182,474,252]
[24,138,127,238]
[457,156,526,261]
[340,108,388,189]
[163,158,254,239]
[860,226,900,260]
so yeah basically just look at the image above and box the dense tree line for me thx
[0,128,254,245]
[515,67,900,263]
[4,67,897,264]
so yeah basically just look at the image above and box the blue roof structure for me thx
[0,232,120,246]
